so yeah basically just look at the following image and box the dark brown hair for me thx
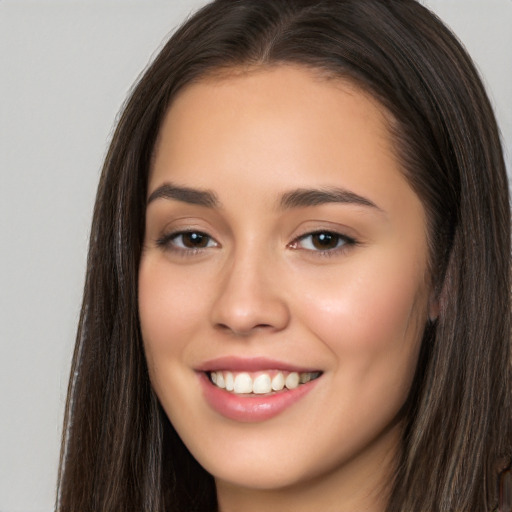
[57,1,511,511]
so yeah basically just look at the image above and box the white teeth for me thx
[234,373,253,394]
[271,372,285,391]
[253,374,272,394]
[216,371,225,389]
[225,371,234,391]
[210,370,320,394]
[285,372,300,390]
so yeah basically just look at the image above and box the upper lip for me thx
[196,356,321,373]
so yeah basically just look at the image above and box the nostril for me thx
[214,322,274,336]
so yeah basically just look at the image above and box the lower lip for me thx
[199,373,319,422]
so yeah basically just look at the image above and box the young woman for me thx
[56,1,511,511]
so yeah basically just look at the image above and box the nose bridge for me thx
[210,239,290,335]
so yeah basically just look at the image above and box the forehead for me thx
[157,65,393,145]
[149,65,418,218]
[152,66,392,163]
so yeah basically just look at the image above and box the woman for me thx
[56,0,511,511]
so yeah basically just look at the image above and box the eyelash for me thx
[156,230,218,255]
[289,230,357,256]
[156,229,357,257]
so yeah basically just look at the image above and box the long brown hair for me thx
[57,1,511,510]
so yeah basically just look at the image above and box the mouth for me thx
[207,370,323,395]
[197,357,323,421]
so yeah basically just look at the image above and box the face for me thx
[139,66,432,504]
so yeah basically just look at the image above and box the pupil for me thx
[312,232,338,250]
[184,232,208,248]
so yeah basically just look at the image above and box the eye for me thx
[157,230,218,251]
[290,231,355,252]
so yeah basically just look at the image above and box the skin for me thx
[139,65,433,512]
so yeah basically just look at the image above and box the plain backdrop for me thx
[0,1,510,511]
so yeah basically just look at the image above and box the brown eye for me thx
[180,232,211,248]
[157,230,218,251]
[310,232,341,250]
[292,231,355,252]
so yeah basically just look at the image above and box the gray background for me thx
[0,1,510,510]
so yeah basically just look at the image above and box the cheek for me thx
[138,259,207,374]
[138,259,208,423]
[297,253,429,378]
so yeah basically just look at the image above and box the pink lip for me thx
[198,371,320,423]
[196,356,318,373]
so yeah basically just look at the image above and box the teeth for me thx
[253,374,272,394]
[271,372,285,391]
[225,371,234,391]
[299,373,309,384]
[285,372,299,389]
[216,372,225,389]
[234,373,252,394]
[209,370,320,395]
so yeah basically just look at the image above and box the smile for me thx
[208,370,322,395]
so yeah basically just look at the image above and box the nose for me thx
[209,247,291,336]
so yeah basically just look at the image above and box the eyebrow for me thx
[147,183,219,208]
[147,182,381,212]
[279,187,381,211]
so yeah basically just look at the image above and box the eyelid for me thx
[156,229,219,253]
[288,230,357,254]
[154,224,357,258]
